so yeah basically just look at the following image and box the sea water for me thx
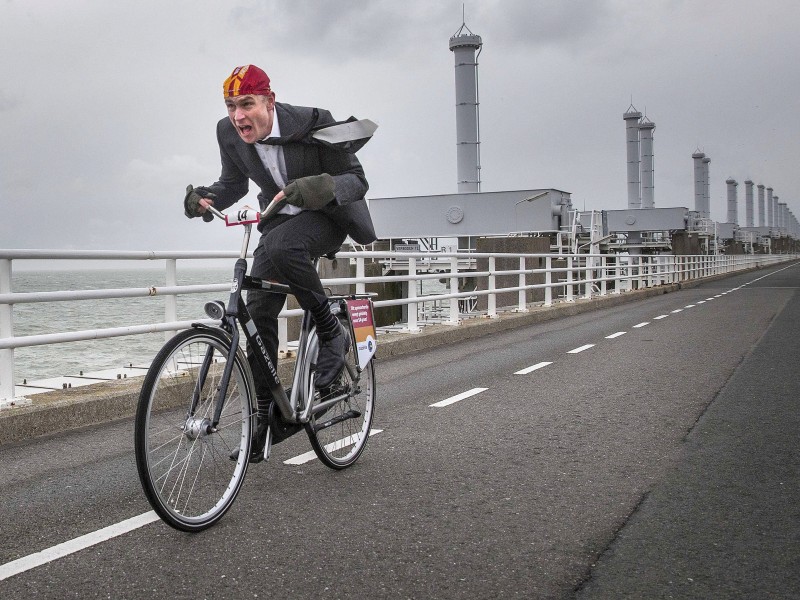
[9,268,232,383]
[8,266,448,384]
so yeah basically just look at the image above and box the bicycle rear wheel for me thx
[304,321,376,469]
[134,327,255,532]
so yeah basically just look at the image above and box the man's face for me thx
[225,93,275,144]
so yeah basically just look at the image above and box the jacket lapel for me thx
[276,103,304,181]
[241,143,271,185]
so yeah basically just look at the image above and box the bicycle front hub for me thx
[183,416,214,440]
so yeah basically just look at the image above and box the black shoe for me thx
[229,417,269,464]
[315,325,350,389]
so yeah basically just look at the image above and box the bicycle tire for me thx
[134,327,255,532]
[304,318,376,469]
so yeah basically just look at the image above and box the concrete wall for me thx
[672,232,702,255]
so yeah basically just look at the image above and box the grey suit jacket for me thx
[206,102,377,244]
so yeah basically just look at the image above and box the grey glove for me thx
[283,174,335,210]
[184,185,217,222]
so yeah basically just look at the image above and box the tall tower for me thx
[757,184,765,226]
[726,178,738,225]
[623,105,642,209]
[702,156,711,219]
[639,116,656,209]
[692,151,706,216]
[449,17,482,193]
[767,187,774,228]
[744,180,754,227]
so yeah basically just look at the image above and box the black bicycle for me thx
[134,200,377,532]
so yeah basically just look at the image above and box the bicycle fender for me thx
[190,322,234,343]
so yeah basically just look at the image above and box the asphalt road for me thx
[1,262,798,599]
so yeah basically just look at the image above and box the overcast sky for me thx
[2,0,798,255]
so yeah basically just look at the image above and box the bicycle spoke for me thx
[135,330,253,531]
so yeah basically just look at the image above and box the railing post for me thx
[583,256,592,299]
[488,256,497,317]
[356,256,366,295]
[672,255,678,284]
[449,256,460,325]
[518,256,528,311]
[600,256,607,296]
[545,256,553,306]
[278,313,289,357]
[277,298,291,357]
[1,258,16,406]
[637,256,644,289]
[566,256,574,301]
[164,259,178,341]
[407,257,420,331]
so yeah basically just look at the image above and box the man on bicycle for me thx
[184,64,376,460]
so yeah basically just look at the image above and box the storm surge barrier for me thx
[0,248,794,405]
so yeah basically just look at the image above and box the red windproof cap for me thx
[223,65,271,98]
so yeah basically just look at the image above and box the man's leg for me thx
[255,211,349,388]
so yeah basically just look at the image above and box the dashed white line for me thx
[514,361,553,375]
[567,344,595,354]
[697,300,706,304]
[706,297,715,301]
[654,315,668,320]
[633,322,649,328]
[671,308,683,313]
[429,388,488,408]
[684,304,696,308]
[284,429,384,464]
[0,511,160,582]
[605,331,626,339]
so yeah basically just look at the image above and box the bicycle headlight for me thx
[204,301,226,320]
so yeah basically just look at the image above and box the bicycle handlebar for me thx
[201,197,287,227]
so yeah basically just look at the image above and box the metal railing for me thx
[1,248,795,405]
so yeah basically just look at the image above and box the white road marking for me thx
[633,322,649,328]
[697,300,706,304]
[654,315,668,320]
[514,361,553,375]
[0,511,160,582]
[671,308,683,313]
[684,304,696,308]
[706,297,715,301]
[605,331,626,339]
[429,388,488,408]
[284,429,384,465]
[567,344,595,354]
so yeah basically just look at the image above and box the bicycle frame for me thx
[195,212,361,431]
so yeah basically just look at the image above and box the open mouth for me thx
[238,125,253,135]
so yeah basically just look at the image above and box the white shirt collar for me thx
[259,106,280,142]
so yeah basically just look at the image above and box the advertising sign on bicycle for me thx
[345,298,377,369]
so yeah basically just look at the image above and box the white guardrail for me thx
[0,249,796,405]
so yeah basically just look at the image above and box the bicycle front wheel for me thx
[304,323,376,469]
[134,327,255,532]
